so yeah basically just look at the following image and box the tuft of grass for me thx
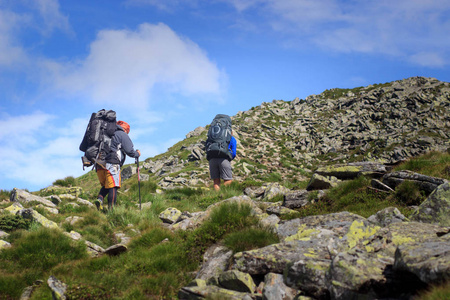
[416,281,450,300]
[53,176,77,187]
[394,151,450,180]
[127,179,158,196]
[183,201,259,264]
[265,172,283,182]
[130,226,174,250]
[0,227,87,297]
[65,283,112,300]
[394,180,426,206]
[0,213,31,232]
[223,227,279,253]
[0,189,11,201]
[165,187,204,201]
[289,176,410,219]
[106,205,153,229]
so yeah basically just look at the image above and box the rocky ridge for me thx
[127,76,449,189]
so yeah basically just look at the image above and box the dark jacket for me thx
[106,125,139,166]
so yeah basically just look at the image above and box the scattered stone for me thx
[36,204,59,214]
[218,270,256,293]
[0,240,11,249]
[263,183,291,201]
[382,171,447,195]
[104,244,128,256]
[394,233,450,285]
[85,240,105,257]
[114,232,132,245]
[410,182,450,226]
[63,231,82,241]
[47,276,67,300]
[159,207,182,224]
[371,178,395,192]
[306,173,340,190]
[58,194,77,200]
[45,195,62,205]
[367,207,408,227]
[10,188,57,208]
[283,189,309,209]
[20,286,34,300]
[64,216,84,226]
[315,162,387,179]
[77,198,94,207]
[244,186,265,199]
[122,165,137,180]
[263,272,298,300]
[178,285,253,300]
[16,208,59,229]
[186,126,205,138]
[196,244,233,284]
[139,173,150,181]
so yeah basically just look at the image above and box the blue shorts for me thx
[209,158,232,180]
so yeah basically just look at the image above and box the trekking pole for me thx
[136,157,141,210]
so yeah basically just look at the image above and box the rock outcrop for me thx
[137,76,450,190]
[178,190,450,299]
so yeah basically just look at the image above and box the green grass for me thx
[0,212,31,231]
[416,281,450,300]
[9,201,274,299]
[53,176,77,187]
[393,151,450,180]
[0,189,11,202]
[285,176,411,220]
[0,227,87,298]
[2,151,449,298]
[223,226,279,253]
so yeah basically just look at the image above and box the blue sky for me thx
[1,0,449,192]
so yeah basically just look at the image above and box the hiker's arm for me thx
[121,134,140,158]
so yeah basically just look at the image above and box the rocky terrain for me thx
[1,76,449,299]
[125,76,449,190]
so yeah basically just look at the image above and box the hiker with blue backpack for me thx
[205,114,237,191]
[80,110,140,211]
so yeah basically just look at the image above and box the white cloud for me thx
[0,111,54,146]
[409,52,446,68]
[51,23,225,109]
[0,0,71,69]
[125,0,183,12]
[0,111,93,190]
[31,0,72,35]
[0,10,29,67]
[226,0,450,67]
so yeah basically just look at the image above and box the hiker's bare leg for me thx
[224,180,232,186]
[213,178,221,191]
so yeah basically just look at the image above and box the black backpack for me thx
[205,114,232,161]
[79,109,117,169]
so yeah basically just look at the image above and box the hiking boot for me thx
[94,198,103,211]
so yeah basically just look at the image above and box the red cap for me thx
[117,120,130,134]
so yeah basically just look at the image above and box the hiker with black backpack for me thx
[80,110,140,211]
[205,114,237,191]
[95,120,140,210]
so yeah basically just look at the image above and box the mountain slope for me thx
[133,76,449,190]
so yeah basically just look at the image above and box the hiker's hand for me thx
[137,150,141,157]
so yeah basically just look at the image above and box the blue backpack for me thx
[205,114,232,161]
